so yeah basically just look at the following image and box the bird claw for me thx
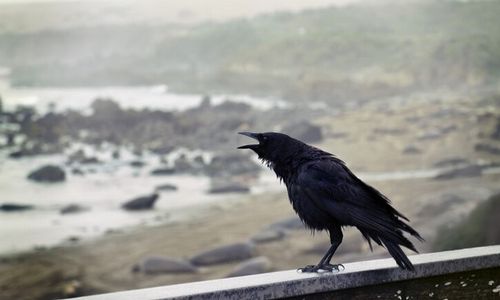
[297,263,344,273]
[297,265,318,273]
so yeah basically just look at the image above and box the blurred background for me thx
[0,0,499,298]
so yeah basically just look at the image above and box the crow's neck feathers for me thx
[263,142,331,183]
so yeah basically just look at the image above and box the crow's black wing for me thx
[294,158,422,249]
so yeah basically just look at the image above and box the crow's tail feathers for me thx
[358,216,423,271]
[384,240,415,271]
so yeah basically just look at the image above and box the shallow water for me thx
[0,85,287,113]
[0,148,277,255]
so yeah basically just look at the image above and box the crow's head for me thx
[238,131,306,164]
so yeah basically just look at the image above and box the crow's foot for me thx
[297,263,344,273]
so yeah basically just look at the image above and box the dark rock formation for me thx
[402,145,421,155]
[208,178,250,194]
[130,160,146,168]
[150,167,175,176]
[225,257,271,277]
[122,193,159,210]
[60,204,89,215]
[190,242,256,266]
[155,183,178,192]
[136,256,197,274]
[27,165,66,182]
[0,203,34,212]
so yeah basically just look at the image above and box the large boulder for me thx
[225,257,272,278]
[135,256,197,274]
[283,121,323,143]
[27,165,66,182]
[122,193,159,210]
[190,242,256,266]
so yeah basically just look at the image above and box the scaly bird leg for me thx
[298,227,344,273]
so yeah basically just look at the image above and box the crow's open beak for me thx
[237,132,260,150]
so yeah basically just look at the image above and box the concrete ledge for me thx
[71,245,500,300]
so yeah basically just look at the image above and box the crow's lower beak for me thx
[237,132,260,149]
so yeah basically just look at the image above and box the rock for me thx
[225,257,272,277]
[67,236,80,243]
[80,157,100,164]
[208,178,250,194]
[283,121,323,143]
[475,143,500,155]
[206,153,260,177]
[67,150,101,165]
[137,256,197,274]
[67,149,86,164]
[173,154,205,174]
[0,203,34,212]
[268,216,304,231]
[433,157,469,167]
[440,125,457,134]
[8,150,24,158]
[434,165,482,180]
[150,167,175,176]
[112,150,121,159]
[122,193,159,210]
[190,242,256,266]
[71,168,84,175]
[490,119,500,140]
[27,165,66,182]
[417,130,442,140]
[130,160,146,168]
[251,229,286,244]
[155,183,178,192]
[60,204,89,215]
[402,145,421,155]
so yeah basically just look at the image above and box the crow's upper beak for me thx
[238,132,260,150]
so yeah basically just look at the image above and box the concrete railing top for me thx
[71,245,500,300]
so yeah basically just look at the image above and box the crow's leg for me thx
[299,226,344,273]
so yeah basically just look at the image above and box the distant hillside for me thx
[1,1,499,103]
[432,193,500,252]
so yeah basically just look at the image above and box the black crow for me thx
[238,132,423,272]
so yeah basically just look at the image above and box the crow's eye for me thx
[262,136,269,141]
